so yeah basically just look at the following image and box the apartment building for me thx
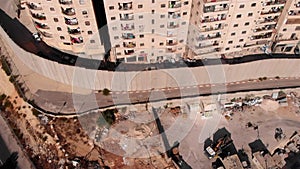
[187,0,300,59]
[25,0,106,60]
[103,0,192,63]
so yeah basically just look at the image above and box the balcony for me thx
[257,16,279,24]
[296,2,300,8]
[195,41,219,49]
[200,24,224,32]
[253,24,276,32]
[71,36,83,44]
[27,2,42,10]
[68,27,80,35]
[125,49,134,55]
[196,32,221,41]
[250,32,272,40]
[120,13,134,21]
[167,22,179,29]
[121,23,134,30]
[118,2,133,10]
[39,31,53,38]
[123,42,136,48]
[61,7,75,16]
[31,12,46,20]
[168,11,181,19]
[204,4,229,13]
[122,33,135,39]
[169,0,181,8]
[288,10,300,16]
[166,47,177,53]
[34,21,49,29]
[166,39,178,46]
[201,14,226,23]
[59,0,72,5]
[261,6,283,15]
[263,0,286,6]
[167,31,177,37]
[65,17,78,25]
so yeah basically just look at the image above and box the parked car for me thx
[32,32,41,42]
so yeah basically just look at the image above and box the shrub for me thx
[275,76,280,79]
[102,88,111,96]
[258,77,263,81]
[97,109,117,127]
[263,77,267,80]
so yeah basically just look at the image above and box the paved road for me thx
[0,135,10,166]
[32,77,300,115]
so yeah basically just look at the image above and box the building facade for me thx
[25,0,106,60]
[103,0,192,63]
[187,0,300,59]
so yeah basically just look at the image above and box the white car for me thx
[32,33,41,42]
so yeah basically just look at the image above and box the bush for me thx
[275,76,280,79]
[263,77,267,80]
[97,109,117,127]
[102,88,111,96]
[258,77,263,81]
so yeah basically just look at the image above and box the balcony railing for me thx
[261,7,283,15]
[59,0,72,5]
[169,0,181,8]
[34,21,49,29]
[120,14,134,20]
[196,33,221,41]
[121,24,134,30]
[123,42,136,48]
[288,10,300,16]
[257,16,279,24]
[166,47,177,53]
[118,2,133,10]
[201,15,226,23]
[195,42,219,49]
[61,7,75,16]
[253,24,276,32]
[31,12,46,20]
[27,2,42,10]
[68,27,81,35]
[263,0,286,6]
[122,33,135,39]
[204,4,229,13]
[168,12,181,19]
[71,36,83,44]
[200,25,224,32]
[65,17,78,25]
[250,32,272,40]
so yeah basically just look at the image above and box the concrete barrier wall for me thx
[1,26,300,92]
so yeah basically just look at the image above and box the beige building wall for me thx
[188,0,298,59]
[103,0,192,63]
[25,0,106,60]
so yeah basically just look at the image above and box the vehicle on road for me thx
[32,32,41,42]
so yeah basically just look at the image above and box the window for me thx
[152,29,155,34]
[159,42,164,46]
[82,10,87,15]
[57,27,62,31]
[179,40,184,43]
[160,15,165,18]
[109,6,114,10]
[183,12,187,15]
[160,25,164,28]
[236,14,242,18]
[50,7,55,11]
[233,24,238,27]
[161,4,166,8]
[139,15,143,19]
[139,34,144,38]
[114,36,119,40]
[152,0,155,3]
[90,40,95,43]
[111,17,116,20]
[182,22,186,25]
[231,32,236,36]
[239,4,245,8]
[295,26,300,31]
[251,3,256,7]
[152,10,155,14]
[115,44,120,47]
[152,38,154,42]
[244,22,249,26]
[248,13,253,17]
[228,41,233,44]
[242,31,246,34]
[60,36,64,40]
[87,31,93,35]
[184,1,188,5]
[138,4,143,8]
[140,43,144,46]
[116,52,121,55]
[85,21,90,25]
[53,18,58,22]
[112,26,117,31]
[239,39,244,42]
[152,19,155,24]
[283,28,287,31]
[225,47,230,50]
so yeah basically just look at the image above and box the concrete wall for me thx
[1,26,300,92]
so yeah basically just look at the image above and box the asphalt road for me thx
[0,135,12,167]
